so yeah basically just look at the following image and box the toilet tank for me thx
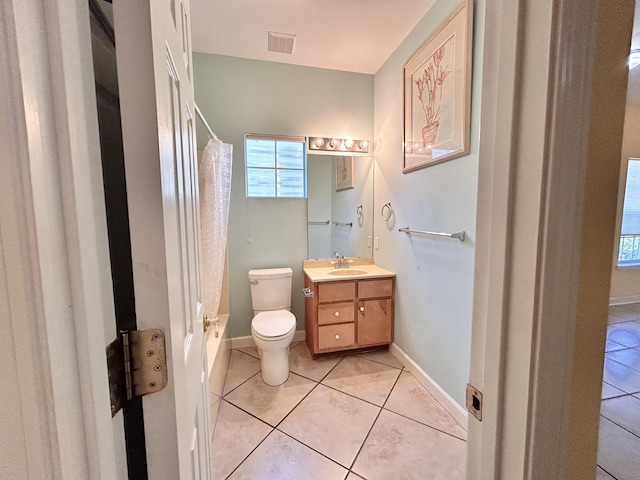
[248,267,293,313]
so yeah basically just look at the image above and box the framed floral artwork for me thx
[335,156,354,191]
[403,0,473,173]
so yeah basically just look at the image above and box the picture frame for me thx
[335,156,355,191]
[402,0,473,173]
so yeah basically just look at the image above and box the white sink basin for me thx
[327,269,368,276]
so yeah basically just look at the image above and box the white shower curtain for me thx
[199,138,233,318]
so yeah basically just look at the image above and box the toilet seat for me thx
[252,310,296,341]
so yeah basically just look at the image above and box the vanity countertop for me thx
[303,258,395,282]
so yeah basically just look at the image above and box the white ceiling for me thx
[190,0,640,103]
[190,0,436,74]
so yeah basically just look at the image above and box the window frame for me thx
[618,157,640,268]
[244,134,307,198]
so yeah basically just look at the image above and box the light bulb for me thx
[344,139,354,149]
[357,140,369,151]
[312,137,325,148]
[329,138,340,149]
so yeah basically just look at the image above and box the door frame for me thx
[1,0,120,478]
[4,0,634,478]
[467,0,634,478]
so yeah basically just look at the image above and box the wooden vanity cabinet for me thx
[304,275,394,356]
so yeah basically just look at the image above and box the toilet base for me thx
[258,347,290,386]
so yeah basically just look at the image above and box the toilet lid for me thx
[252,310,296,338]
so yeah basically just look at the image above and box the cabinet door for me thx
[357,298,393,346]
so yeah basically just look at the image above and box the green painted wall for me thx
[372,0,484,406]
[194,54,373,337]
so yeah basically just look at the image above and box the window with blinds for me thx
[619,158,640,266]
[245,134,307,198]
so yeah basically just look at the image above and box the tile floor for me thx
[598,303,640,480]
[211,343,466,479]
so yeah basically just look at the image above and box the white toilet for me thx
[249,267,297,386]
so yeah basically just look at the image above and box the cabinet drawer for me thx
[318,302,354,325]
[358,278,393,299]
[318,281,356,302]
[318,323,355,350]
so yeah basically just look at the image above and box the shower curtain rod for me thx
[195,103,218,141]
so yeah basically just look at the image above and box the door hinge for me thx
[107,329,168,417]
[466,383,483,421]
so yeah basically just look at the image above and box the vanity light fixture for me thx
[308,136,370,154]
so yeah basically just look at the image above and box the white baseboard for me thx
[231,330,306,349]
[610,295,640,305]
[389,343,468,430]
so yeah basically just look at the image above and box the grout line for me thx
[600,412,640,441]
[236,350,259,360]
[317,355,347,383]
[272,379,321,430]
[219,398,273,429]
[216,349,462,479]
[221,370,261,398]
[288,352,345,383]
[596,464,619,480]
[235,347,259,359]
[354,352,404,370]
[223,427,277,480]
[347,403,384,472]
[275,427,354,471]
[380,365,403,409]
[343,360,404,473]
[381,407,467,442]
[319,379,395,410]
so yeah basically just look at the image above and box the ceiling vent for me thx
[268,32,296,54]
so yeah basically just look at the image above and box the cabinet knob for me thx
[359,306,365,312]
[335,334,340,340]
[334,311,340,317]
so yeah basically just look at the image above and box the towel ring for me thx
[381,202,392,221]
[356,205,363,221]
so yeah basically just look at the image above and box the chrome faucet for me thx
[333,251,349,269]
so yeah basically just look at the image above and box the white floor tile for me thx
[607,322,640,348]
[288,342,343,382]
[602,358,640,394]
[211,401,272,479]
[224,372,316,427]
[600,394,640,438]
[601,382,626,400]
[385,371,466,440]
[598,416,640,480]
[596,467,616,479]
[228,429,347,480]
[223,350,261,395]
[322,356,401,406]
[607,347,640,372]
[279,384,380,468]
[352,409,466,480]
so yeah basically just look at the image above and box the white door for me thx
[113,1,210,478]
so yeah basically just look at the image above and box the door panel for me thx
[113,0,210,477]
[357,299,393,346]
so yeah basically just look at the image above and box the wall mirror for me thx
[307,155,374,259]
